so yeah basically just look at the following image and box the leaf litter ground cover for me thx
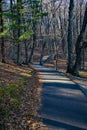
[0,62,48,130]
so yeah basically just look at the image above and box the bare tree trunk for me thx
[25,40,29,64]
[28,23,36,63]
[72,3,87,75]
[0,0,5,63]
[28,0,37,63]
[67,0,74,73]
[52,0,58,70]
[59,8,67,57]
[17,0,22,65]
[10,0,16,62]
[79,0,84,69]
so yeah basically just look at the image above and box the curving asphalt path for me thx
[33,64,87,130]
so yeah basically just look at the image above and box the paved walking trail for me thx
[33,64,87,130]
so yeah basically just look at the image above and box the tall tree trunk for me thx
[79,0,84,69]
[25,40,28,64]
[67,0,74,73]
[28,0,37,63]
[28,26,36,63]
[17,0,22,65]
[0,0,5,63]
[59,8,67,57]
[52,0,58,70]
[10,0,16,61]
[72,2,87,75]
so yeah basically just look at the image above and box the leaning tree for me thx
[72,2,87,75]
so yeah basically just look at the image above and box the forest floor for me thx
[0,61,48,130]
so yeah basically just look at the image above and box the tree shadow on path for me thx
[33,65,87,130]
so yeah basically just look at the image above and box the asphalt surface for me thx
[33,64,87,130]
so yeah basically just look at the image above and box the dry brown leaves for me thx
[0,62,48,130]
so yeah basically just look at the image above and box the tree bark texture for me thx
[17,0,22,65]
[67,0,74,73]
[28,26,36,63]
[0,0,5,63]
[72,3,87,75]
